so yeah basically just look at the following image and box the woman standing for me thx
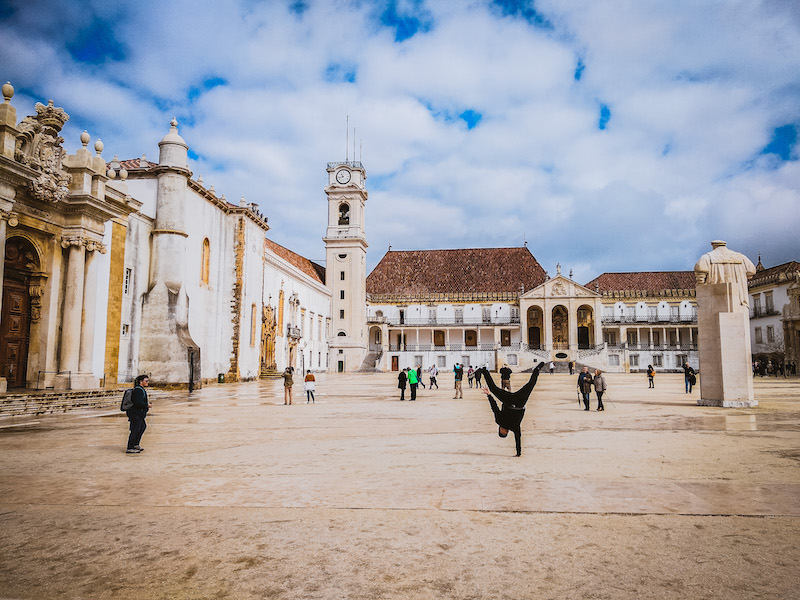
[304,370,316,403]
[593,370,607,411]
[647,365,655,388]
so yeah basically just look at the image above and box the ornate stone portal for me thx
[694,240,757,407]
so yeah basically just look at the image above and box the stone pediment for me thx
[520,275,600,300]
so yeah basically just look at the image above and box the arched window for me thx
[337,331,347,337]
[338,203,350,225]
[201,238,210,284]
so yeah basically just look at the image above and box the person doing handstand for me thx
[478,362,545,456]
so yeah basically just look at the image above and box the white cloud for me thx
[1,0,798,278]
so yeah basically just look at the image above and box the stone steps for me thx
[0,389,124,418]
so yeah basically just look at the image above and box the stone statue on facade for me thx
[14,100,71,203]
[693,240,757,407]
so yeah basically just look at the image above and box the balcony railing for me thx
[601,315,697,324]
[388,342,522,352]
[750,308,780,319]
[368,316,520,327]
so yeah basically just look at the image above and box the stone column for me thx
[0,216,6,317]
[58,238,86,383]
[78,243,102,375]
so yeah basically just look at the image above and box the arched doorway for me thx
[1,237,43,388]
[527,306,543,349]
[577,304,595,349]
[369,326,382,351]
[552,305,569,350]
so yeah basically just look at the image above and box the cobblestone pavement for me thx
[1,372,799,599]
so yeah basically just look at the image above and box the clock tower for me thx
[324,161,368,372]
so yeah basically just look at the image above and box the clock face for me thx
[336,169,351,184]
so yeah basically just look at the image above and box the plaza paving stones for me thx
[1,372,799,599]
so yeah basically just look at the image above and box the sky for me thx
[2,0,799,283]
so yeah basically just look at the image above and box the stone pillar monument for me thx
[694,240,757,407]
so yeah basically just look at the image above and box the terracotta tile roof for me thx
[585,272,696,294]
[265,238,326,285]
[749,261,800,288]
[114,158,157,170]
[366,247,546,297]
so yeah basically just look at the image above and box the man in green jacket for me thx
[407,367,419,401]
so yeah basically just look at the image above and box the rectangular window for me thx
[121,323,129,337]
[339,309,345,319]
[753,295,762,315]
[765,292,774,313]
[755,327,763,344]
[507,354,518,366]
[608,354,620,366]
[340,271,345,281]
[653,355,663,367]
[677,354,688,368]
[630,354,639,367]
[627,331,638,346]
[437,355,446,367]
[652,331,661,347]
[340,290,345,300]
[123,268,132,295]
[414,355,423,366]
[767,326,774,343]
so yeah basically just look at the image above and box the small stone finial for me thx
[209,184,215,194]
[240,195,247,207]
[569,268,573,279]
[106,168,116,179]
[2,82,13,102]
[80,130,90,147]
[756,252,764,271]
[220,193,226,202]
[109,154,120,169]
[170,117,178,128]
[119,167,128,180]
[139,153,148,168]
[94,138,104,155]
[556,263,561,276]
[197,174,203,185]
[711,240,727,248]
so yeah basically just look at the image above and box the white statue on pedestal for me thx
[694,240,756,311]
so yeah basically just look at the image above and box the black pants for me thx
[582,392,591,410]
[410,383,417,400]
[127,412,147,449]
[596,391,604,409]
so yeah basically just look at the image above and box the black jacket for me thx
[398,371,407,389]
[128,385,149,416]
[488,394,524,456]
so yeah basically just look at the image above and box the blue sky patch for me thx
[379,0,434,42]
[288,1,309,16]
[491,0,554,30]
[324,62,357,83]
[574,58,585,81]
[459,109,482,130]
[187,77,228,101]
[67,19,126,63]
[598,104,611,130]
[761,124,797,161]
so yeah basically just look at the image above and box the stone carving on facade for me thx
[60,235,86,249]
[552,281,567,296]
[14,101,72,204]
[261,304,277,372]
[27,275,47,324]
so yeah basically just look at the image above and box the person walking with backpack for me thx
[126,375,151,454]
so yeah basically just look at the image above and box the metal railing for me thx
[368,316,520,327]
[601,315,697,324]
[750,308,780,319]
[388,342,522,352]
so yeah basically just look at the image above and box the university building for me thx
[10,85,793,394]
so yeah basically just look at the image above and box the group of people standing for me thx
[577,366,607,411]
[281,367,317,404]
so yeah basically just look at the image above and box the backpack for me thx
[120,387,135,411]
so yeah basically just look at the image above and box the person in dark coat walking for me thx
[683,363,696,393]
[398,368,408,401]
[126,375,151,454]
[478,362,545,456]
[577,367,592,410]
